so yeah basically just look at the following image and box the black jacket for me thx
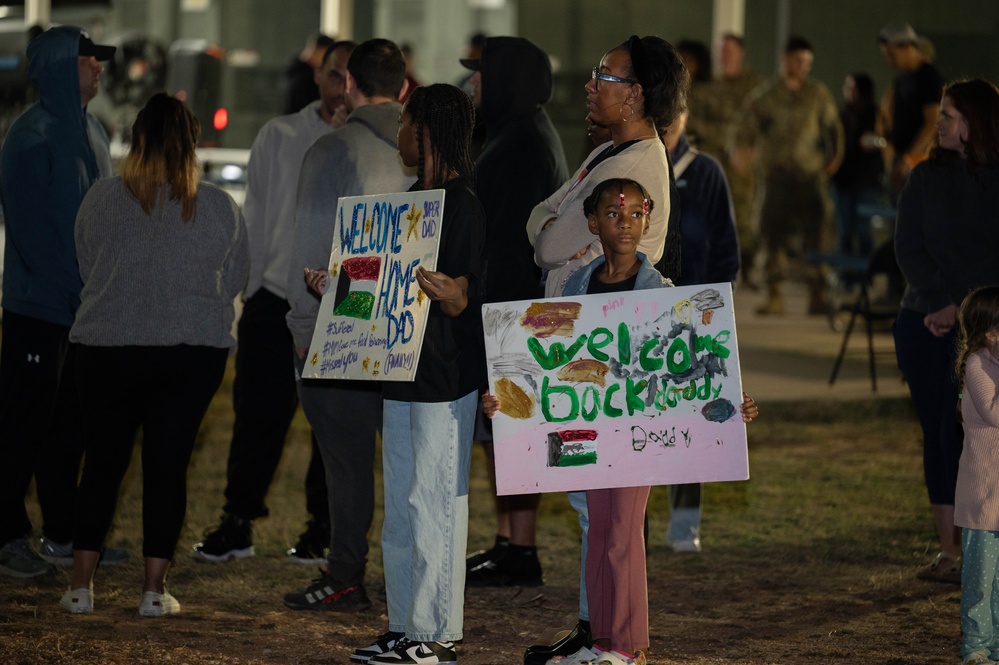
[473,36,569,303]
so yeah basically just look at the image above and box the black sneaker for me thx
[465,541,507,572]
[351,631,407,663]
[283,569,372,612]
[286,519,331,565]
[369,639,456,664]
[523,620,592,665]
[192,514,254,562]
[466,548,543,587]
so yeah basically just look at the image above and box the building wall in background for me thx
[521,0,999,165]
[20,0,999,154]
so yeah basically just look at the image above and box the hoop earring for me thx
[619,103,634,122]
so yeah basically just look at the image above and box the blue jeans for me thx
[382,391,476,642]
[569,490,590,621]
[831,184,879,258]
[667,484,702,545]
[962,528,999,659]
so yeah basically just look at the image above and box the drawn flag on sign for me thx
[332,256,381,320]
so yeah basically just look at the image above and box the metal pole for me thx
[25,0,51,27]
[775,0,790,73]
[711,0,745,76]
[321,0,353,39]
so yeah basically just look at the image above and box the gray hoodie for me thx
[286,102,416,350]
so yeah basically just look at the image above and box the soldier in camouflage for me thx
[687,33,764,289]
[734,36,844,315]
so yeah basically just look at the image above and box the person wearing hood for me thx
[283,38,415,614]
[0,26,125,578]
[459,36,569,589]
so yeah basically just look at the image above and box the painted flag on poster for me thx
[332,256,382,320]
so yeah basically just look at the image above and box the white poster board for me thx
[482,283,748,495]
[303,189,444,381]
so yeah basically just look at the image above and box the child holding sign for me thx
[486,178,757,665]
[308,83,485,665]
[955,287,999,665]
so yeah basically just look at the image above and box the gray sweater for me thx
[70,177,249,348]
[286,101,416,350]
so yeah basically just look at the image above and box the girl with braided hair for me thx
[353,83,486,664]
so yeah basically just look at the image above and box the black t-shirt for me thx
[382,179,487,403]
[891,62,944,155]
[586,271,638,294]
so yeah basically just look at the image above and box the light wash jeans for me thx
[961,527,999,659]
[568,490,590,621]
[667,484,702,547]
[382,391,476,642]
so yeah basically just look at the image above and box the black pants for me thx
[298,359,381,589]
[224,288,328,523]
[73,345,227,558]
[894,308,963,505]
[0,311,82,545]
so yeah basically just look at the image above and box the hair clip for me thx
[643,197,649,214]
[619,191,626,207]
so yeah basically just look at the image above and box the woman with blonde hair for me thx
[60,93,248,616]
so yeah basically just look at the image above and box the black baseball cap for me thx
[79,33,116,61]
[459,57,480,71]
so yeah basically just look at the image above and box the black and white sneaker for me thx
[351,631,407,662]
[286,519,331,565]
[192,514,253,562]
[368,639,456,664]
[283,569,372,612]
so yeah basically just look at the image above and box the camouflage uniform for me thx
[687,70,765,265]
[735,77,844,311]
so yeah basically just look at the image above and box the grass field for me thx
[0,361,961,664]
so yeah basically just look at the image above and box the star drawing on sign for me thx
[331,262,339,277]
[406,205,422,241]
[311,352,318,365]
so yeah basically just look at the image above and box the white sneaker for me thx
[60,587,94,614]
[138,590,181,617]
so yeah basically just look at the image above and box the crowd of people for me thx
[0,17,997,665]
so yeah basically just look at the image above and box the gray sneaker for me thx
[0,537,54,578]
[39,537,130,567]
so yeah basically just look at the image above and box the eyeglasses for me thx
[591,67,637,89]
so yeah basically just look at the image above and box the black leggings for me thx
[894,308,963,505]
[73,345,227,559]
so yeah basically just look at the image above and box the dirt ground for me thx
[0,399,959,665]
[0,543,959,665]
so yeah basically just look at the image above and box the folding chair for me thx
[828,241,901,391]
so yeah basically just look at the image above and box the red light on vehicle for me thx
[213,108,228,131]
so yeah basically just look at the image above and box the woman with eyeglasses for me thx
[523,36,689,665]
[528,35,688,299]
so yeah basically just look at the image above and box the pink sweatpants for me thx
[585,485,651,653]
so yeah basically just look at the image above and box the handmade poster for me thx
[303,189,445,381]
[482,283,748,495]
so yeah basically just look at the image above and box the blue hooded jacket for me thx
[0,26,113,326]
